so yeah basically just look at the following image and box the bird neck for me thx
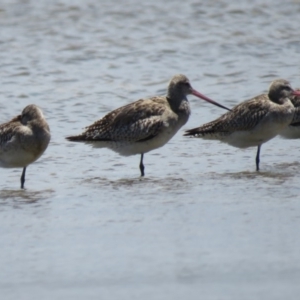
[166,94,188,111]
[269,95,291,105]
[268,90,293,105]
[28,119,50,135]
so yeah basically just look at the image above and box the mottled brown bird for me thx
[66,74,229,176]
[185,79,300,171]
[0,105,51,188]
[280,88,300,139]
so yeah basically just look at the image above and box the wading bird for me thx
[184,79,300,170]
[67,74,229,176]
[0,105,51,188]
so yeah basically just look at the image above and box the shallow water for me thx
[1,0,300,299]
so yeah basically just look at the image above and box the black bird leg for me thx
[256,145,261,171]
[20,167,27,189]
[139,153,145,177]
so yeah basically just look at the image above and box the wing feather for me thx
[289,91,300,126]
[185,94,270,136]
[0,116,22,149]
[68,97,167,142]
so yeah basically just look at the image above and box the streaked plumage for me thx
[280,89,300,138]
[0,105,51,188]
[185,79,300,170]
[66,74,229,176]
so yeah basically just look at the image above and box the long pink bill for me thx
[293,90,300,97]
[192,89,231,111]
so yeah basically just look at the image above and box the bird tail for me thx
[184,120,225,139]
[66,135,87,141]
[184,126,209,137]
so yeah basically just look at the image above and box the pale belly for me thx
[221,121,291,149]
[90,125,182,156]
[223,130,278,148]
[0,149,38,168]
[280,125,300,139]
[118,130,177,156]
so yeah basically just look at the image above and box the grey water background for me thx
[0,0,300,299]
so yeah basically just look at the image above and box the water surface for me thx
[0,0,300,299]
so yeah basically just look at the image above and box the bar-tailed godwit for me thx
[280,89,300,139]
[66,74,229,176]
[184,79,300,170]
[0,105,51,188]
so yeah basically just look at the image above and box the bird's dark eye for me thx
[284,85,292,91]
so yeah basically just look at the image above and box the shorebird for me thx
[184,79,300,171]
[66,74,229,176]
[280,89,300,139]
[0,105,51,188]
